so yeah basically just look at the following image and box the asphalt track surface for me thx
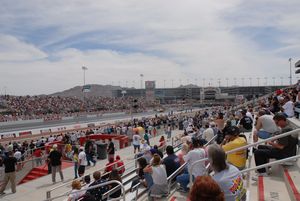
[0,111,162,133]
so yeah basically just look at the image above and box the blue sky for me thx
[0,0,299,95]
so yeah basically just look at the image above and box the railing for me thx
[45,138,181,200]
[129,134,217,201]
[44,180,125,201]
[189,128,300,187]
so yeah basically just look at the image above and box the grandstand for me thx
[1,84,300,201]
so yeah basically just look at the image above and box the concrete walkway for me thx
[0,129,183,201]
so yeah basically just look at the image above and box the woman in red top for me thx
[158,136,166,147]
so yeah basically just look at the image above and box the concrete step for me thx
[281,163,300,201]
[256,165,290,201]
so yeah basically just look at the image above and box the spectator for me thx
[131,157,151,190]
[86,171,108,201]
[132,132,141,154]
[67,180,85,201]
[115,155,125,175]
[78,146,88,177]
[144,130,150,145]
[221,126,247,170]
[176,138,206,192]
[158,136,166,148]
[189,175,225,201]
[237,110,253,132]
[107,139,115,162]
[207,144,246,201]
[151,145,163,159]
[253,110,279,142]
[108,169,122,199]
[48,144,64,184]
[144,154,168,200]
[162,146,180,177]
[281,96,294,118]
[73,147,79,179]
[177,143,189,165]
[253,113,297,179]
[202,124,214,143]
[33,148,43,167]
[104,157,116,179]
[0,151,17,195]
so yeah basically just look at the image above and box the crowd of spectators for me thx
[0,95,159,122]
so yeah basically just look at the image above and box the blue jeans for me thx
[257,131,271,139]
[144,172,153,189]
[74,162,78,178]
[176,172,194,191]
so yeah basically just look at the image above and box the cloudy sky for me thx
[0,0,299,95]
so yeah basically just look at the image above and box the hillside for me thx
[49,84,124,97]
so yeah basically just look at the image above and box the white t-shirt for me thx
[78,151,87,166]
[14,151,22,160]
[203,128,214,142]
[183,148,206,177]
[282,101,294,117]
[152,165,168,185]
[68,189,85,201]
[259,115,279,133]
[132,134,141,146]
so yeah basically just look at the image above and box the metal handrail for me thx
[44,180,125,201]
[188,128,300,187]
[45,137,181,199]
[240,154,300,174]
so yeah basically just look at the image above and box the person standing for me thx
[78,146,87,177]
[72,147,79,179]
[107,139,115,161]
[132,132,141,154]
[48,144,64,184]
[0,151,17,195]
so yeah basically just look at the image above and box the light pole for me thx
[280,77,283,85]
[82,66,88,86]
[289,58,292,85]
[264,77,268,86]
[233,77,237,86]
[272,77,275,86]
[171,79,174,88]
[226,78,229,87]
[241,78,244,86]
[249,77,252,86]
[164,80,166,88]
[257,77,260,86]
[218,78,221,87]
[202,78,206,87]
[82,66,88,110]
[140,74,144,89]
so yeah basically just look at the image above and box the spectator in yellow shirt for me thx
[221,126,247,170]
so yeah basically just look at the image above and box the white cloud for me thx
[0,0,300,95]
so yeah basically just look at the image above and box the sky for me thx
[0,0,300,95]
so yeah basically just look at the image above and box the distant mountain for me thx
[178,84,199,88]
[49,84,123,98]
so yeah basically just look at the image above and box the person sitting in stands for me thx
[176,138,206,193]
[176,143,189,165]
[208,144,246,201]
[86,171,108,201]
[189,175,225,201]
[253,113,298,179]
[103,158,116,179]
[253,110,279,142]
[158,136,166,148]
[150,145,163,159]
[108,169,122,199]
[144,154,168,200]
[162,146,180,177]
[115,155,125,175]
[237,110,253,133]
[221,126,247,170]
[67,180,85,201]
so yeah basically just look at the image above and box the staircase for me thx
[18,167,48,185]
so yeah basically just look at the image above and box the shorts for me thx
[257,130,271,139]
[133,145,140,150]
[78,165,86,175]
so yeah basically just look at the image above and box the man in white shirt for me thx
[132,132,141,154]
[202,124,215,143]
[282,96,294,118]
[176,138,206,192]
[78,147,87,177]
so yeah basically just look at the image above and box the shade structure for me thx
[296,60,300,68]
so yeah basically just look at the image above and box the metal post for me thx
[289,58,292,85]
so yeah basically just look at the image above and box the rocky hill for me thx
[49,84,124,97]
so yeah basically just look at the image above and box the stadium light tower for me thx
[140,74,144,89]
[289,58,292,85]
[82,66,88,86]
